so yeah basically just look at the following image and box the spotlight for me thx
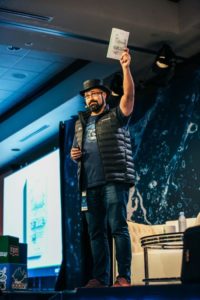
[155,44,176,69]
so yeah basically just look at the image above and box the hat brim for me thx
[80,85,111,96]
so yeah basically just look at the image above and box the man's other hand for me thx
[70,147,82,161]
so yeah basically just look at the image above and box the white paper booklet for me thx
[107,28,130,60]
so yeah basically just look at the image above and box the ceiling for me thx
[0,0,200,172]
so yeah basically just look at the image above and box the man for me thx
[70,48,135,287]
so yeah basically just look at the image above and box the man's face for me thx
[84,88,106,113]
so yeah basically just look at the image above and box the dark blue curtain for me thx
[55,118,92,290]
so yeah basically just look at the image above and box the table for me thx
[140,232,184,285]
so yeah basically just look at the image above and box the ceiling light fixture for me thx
[25,42,33,47]
[0,7,53,22]
[155,44,176,69]
[7,45,21,51]
[151,44,179,85]
[19,125,50,142]
[12,73,27,79]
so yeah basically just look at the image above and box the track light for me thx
[155,44,176,69]
[151,44,177,85]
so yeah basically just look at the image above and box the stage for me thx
[1,284,200,300]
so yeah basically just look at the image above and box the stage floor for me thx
[1,284,200,300]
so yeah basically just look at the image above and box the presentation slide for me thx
[3,149,62,277]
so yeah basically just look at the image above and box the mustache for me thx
[88,100,98,106]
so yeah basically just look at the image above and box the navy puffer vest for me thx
[75,107,136,188]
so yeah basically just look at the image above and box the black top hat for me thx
[80,79,111,96]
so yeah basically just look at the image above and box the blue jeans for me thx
[85,183,131,285]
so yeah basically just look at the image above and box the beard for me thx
[88,99,104,113]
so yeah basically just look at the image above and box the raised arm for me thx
[119,48,135,116]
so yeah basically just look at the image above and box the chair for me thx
[113,214,200,285]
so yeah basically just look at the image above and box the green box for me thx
[0,236,19,263]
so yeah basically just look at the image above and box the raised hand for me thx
[120,48,131,69]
